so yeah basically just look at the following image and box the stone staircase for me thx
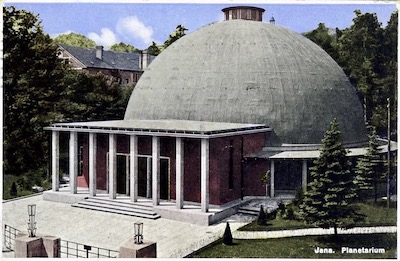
[237,206,260,216]
[72,197,161,220]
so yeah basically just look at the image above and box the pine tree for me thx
[355,127,383,202]
[299,119,361,236]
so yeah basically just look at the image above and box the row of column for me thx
[51,131,210,212]
[269,159,308,198]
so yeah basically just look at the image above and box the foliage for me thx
[354,126,384,201]
[10,182,18,197]
[110,42,140,52]
[222,222,233,245]
[4,6,68,178]
[277,202,298,220]
[292,188,305,206]
[163,25,188,49]
[146,25,187,55]
[3,7,128,194]
[337,10,397,136]
[146,41,163,56]
[257,205,267,226]
[239,199,396,232]
[53,32,96,48]
[304,23,339,61]
[299,119,362,235]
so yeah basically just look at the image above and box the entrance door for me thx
[138,157,150,197]
[275,160,302,191]
[117,155,128,194]
[136,156,170,200]
[160,158,170,200]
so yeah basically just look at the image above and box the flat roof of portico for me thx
[45,119,271,138]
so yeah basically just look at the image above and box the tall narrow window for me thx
[229,140,234,189]
[78,145,84,176]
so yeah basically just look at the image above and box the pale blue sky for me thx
[5,1,398,50]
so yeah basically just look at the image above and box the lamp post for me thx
[27,204,37,237]
[134,222,143,244]
[387,98,391,208]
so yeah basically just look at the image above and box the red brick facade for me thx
[79,131,269,205]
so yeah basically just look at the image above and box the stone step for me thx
[85,197,153,211]
[237,208,259,216]
[71,197,160,220]
[72,203,161,219]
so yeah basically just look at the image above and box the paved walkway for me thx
[233,226,397,239]
[2,195,246,258]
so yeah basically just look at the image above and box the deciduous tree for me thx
[110,42,140,52]
[53,32,96,48]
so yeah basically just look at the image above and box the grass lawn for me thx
[189,233,397,258]
[239,200,397,231]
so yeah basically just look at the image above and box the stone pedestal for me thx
[118,239,156,258]
[15,232,60,258]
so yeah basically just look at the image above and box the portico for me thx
[45,119,270,214]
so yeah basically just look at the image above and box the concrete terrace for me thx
[2,194,248,258]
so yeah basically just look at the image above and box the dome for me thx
[124,19,367,145]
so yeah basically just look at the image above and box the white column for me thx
[51,131,60,192]
[270,160,275,198]
[130,135,138,202]
[302,160,308,190]
[201,138,210,213]
[146,157,152,198]
[176,137,184,209]
[109,133,117,199]
[152,136,160,206]
[69,131,78,194]
[89,133,97,196]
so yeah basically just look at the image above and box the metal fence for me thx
[3,224,19,251]
[60,240,119,258]
[3,224,119,258]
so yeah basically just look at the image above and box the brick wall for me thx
[79,131,269,205]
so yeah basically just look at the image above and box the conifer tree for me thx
[299,119,361,236]
[355,127,383,202]
[257,205,267,226]
[222,222,233,245]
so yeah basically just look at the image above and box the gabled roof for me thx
[58,44,155,71]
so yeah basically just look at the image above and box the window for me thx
[229,140,234,189]
[78,145,84,176]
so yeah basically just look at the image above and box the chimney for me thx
[140,50,149,69]
[96,46,103,60]
[222,6,265,22]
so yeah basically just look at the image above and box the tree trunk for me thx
[334,224,338,236]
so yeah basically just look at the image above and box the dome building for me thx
[45,6,371,225]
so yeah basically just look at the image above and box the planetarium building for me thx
[45,6,370,225]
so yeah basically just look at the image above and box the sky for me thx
[4,1,398,50]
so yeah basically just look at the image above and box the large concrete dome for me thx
[124,19,367,145]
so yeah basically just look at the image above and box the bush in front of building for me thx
[257,205,267,225]
[222,222,233,245]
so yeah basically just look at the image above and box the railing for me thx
[60,240,119,258]
[3,224,119,258]
[3,224,20,251]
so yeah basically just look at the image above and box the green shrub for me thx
[293,188,305,206]
[257,205,267,226]
[10,182,17,197]
[222,222,233,245]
